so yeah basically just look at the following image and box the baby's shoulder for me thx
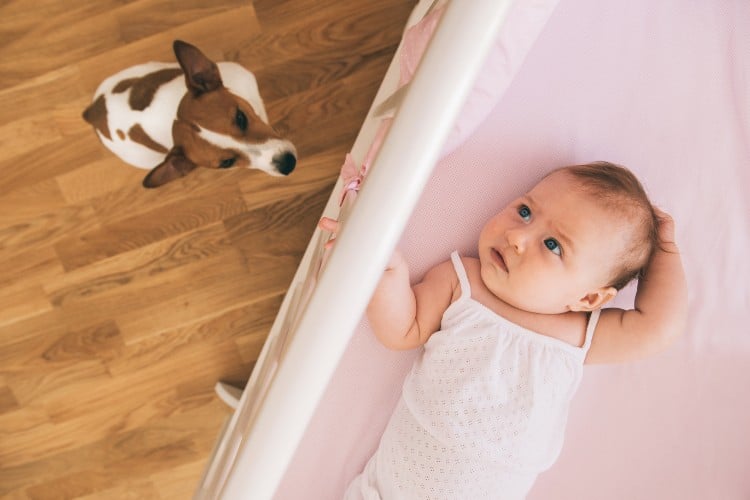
[417,256,474,307]
[425,255,479,280]
[456,255,482,275]
[446,255,482,287]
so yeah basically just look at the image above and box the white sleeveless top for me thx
[346,252,600,500]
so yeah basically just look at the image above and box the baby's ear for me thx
[569,287,617,311]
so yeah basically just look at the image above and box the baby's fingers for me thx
[323,237,336,250]
[318,217,339,233]
[653,207,675,233]
[652,206,678,249]
[652,206,672,221]
[318,217,340,250]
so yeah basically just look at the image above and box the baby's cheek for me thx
[519,268,566,311]
[483,214,504,233]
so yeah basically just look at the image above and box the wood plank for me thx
[114,0,251,44]
[106,294,281,377]
[0,107,64,160]
[45,221,232,307]
[151,460,210,500]
[111,250,269,343]
[0,317,118,421]
[0,401,227,497]
[0,179,66,220]
[26,473,160,500]
[76,7,262,94]
[0,341,244,468]
[0,8,121,88]
[254,0,415,33]
[0,385,19,415]
[47,249,266,345]
[234,0,414,84]
[2,355,110,409]
[0,201,101,270]
[0,284,53,329]
[56,158,145,204]
[0,131,107,196]
[0,65,84,128]
[0,245,63,293]
[63,479,161,500]
[0,1,254,87]
[225,181,332,258]
[53,183,246,271]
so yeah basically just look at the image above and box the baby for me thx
[320,161,687,499]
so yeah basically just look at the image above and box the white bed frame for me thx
[194,1,514,498]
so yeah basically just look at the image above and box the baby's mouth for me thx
[491,248,507,272]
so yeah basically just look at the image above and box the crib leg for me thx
[214,381,242,409]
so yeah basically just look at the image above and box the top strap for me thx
[581,308,601,352]
[449,251,472,300]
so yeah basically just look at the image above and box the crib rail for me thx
[195,1,515,498]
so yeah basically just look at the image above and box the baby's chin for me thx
[484,281,569,315]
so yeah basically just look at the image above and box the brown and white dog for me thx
[83,40,297,188]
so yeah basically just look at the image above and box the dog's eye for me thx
[219,157,236,169]
[235,109,248,132]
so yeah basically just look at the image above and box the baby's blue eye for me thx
[544,238,562,256]
[518,205,531,221]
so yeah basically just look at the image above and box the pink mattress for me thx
[276,0,750,498]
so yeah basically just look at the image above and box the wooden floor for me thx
[0,0,415,497]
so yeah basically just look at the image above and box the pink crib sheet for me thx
[275,0,750,498]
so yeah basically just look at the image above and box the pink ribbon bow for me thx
[339,153,366,206]
[338,118,393,206]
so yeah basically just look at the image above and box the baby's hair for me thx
[551,161,659,290]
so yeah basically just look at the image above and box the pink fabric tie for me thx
[338,118,393,206]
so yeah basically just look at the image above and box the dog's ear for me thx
[173,40,223,95]
[142,147,198,188]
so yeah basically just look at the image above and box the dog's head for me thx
[142,40,297,188]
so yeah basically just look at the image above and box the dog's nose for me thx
[274,152,297,175]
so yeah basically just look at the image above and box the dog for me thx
[83,40,297,188]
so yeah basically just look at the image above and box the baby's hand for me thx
[318,216,339,250]
[317,216,405,271]
[653,207,678,252]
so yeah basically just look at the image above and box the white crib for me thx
[196,0,750,498]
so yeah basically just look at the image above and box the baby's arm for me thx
[367,252,456,350]
[318,217,455,351]
[586,209,688,364]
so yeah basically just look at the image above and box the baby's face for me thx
[478,171,629,314]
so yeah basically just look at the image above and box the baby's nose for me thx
[506,228,527,253]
